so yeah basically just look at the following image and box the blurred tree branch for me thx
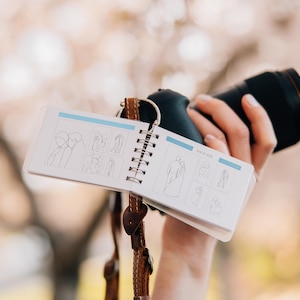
[0,134,110,300]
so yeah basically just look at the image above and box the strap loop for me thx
[104,259,119,281]
[144,248,154,275]
[123,203,148,235]
[104,192,122,300]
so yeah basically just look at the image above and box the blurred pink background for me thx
[0,0,300,299]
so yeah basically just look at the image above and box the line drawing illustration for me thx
[83,153,104,174]
[209,196,223,217]
[47,131,84,168]
[110,133,124,154]
[190,185,204,208]
[197,160,213,182]
[104,157,116,177]
[82,128,109,174]
[163,156,185,197]
[81,128,125,178]
[217,168,229,189]
[91,130,107,153]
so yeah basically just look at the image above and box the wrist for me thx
[161,216,217,277]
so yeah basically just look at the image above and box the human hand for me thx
[188,93,277,179]
[152,94,277,299]
[163,93,277,252]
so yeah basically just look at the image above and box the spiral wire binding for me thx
[133,148,153,157]
[121,98,161,184]
[131,157,149,166]
[136,138,156,148]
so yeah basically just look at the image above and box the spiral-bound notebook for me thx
[23,106,255,241]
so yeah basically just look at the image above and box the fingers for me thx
[187,108,227,144]
[191,95,251,163]
[187,108,230,155]
[203,134,230,155]
[188,93,277,179]
[241,94,277,178]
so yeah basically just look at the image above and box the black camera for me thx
[146,68,300,152]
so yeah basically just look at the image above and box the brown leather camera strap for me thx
[123,193,152,300]
[104,192,122,300]
[104,97,153,300]
[122,97,153,300]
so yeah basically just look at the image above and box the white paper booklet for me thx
[23,106,256,241]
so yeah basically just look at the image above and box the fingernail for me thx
[204,134,216,142]
[197,94,213,102]
[245,94,259,107]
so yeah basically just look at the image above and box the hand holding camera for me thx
[147,68,300,152]
[151,80,280,300]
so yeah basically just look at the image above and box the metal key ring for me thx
[118,98,161,131]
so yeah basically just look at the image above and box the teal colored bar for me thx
[218,158,241,170]
[166,136,193,151]
[59,112,136,130]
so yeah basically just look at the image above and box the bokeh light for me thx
[0,1,300,300]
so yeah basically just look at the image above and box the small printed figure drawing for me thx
[104,157,116,177]
[110,134,124,153]
[190,185,204,208]
[92,131,107,152]
[82,130,107,174]
[83,153,102,174]
[47,131,83,168]
[198,161,212,179]
[217,169,229,189]
[209,196,223,217]
[164,156,185,197]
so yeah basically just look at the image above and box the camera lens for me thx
[213,68,300,152]
[147,68,300,153]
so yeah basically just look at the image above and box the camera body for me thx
[146,69,300,152]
